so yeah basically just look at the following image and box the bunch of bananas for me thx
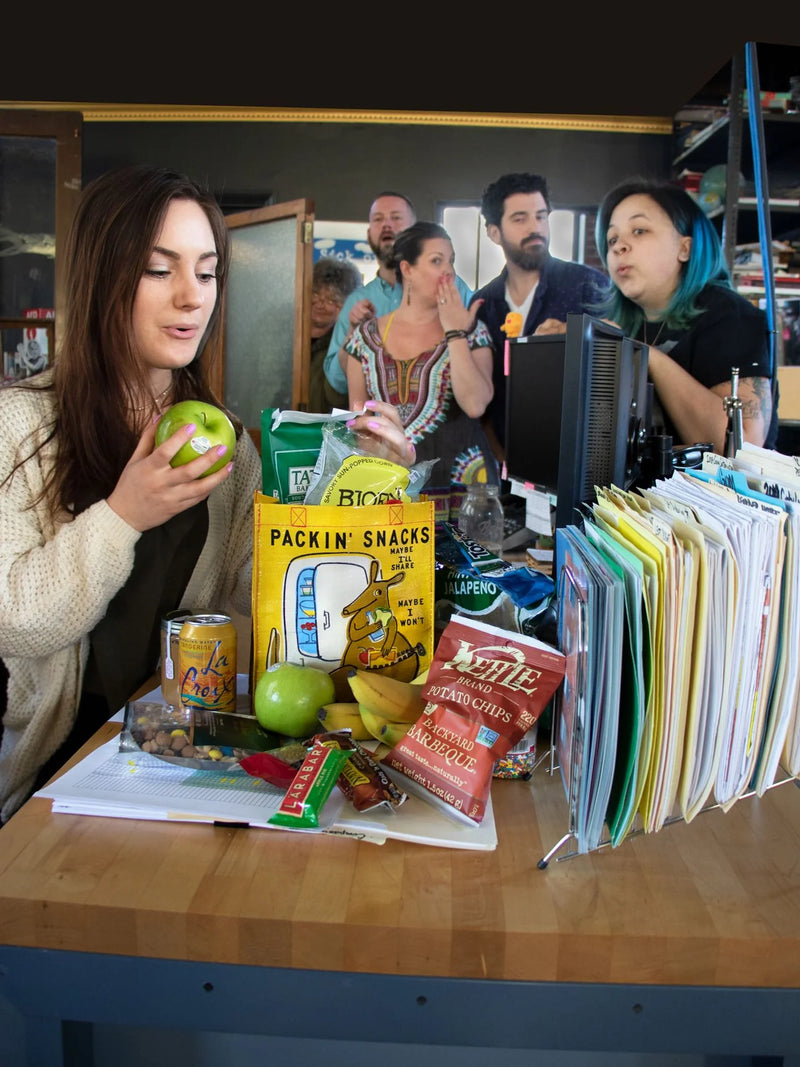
[317,668,429,746]
[317,701,373,741]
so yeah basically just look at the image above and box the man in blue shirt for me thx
[324,191,472,397]
[470,172,607,456]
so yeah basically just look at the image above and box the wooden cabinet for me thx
[0,109,82,365]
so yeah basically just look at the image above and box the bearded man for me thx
[470,173,607,457]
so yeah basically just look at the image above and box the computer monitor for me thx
[504,314,650,529]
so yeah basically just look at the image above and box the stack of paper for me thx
[553,449,800,852]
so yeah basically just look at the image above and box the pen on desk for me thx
[163,812,253,828]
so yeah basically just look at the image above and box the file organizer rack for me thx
[536,719,797,868]
[535,450,800,866]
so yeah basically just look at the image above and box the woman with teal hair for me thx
[595,178,776,455]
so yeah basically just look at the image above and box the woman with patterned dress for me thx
[345,222,499,520]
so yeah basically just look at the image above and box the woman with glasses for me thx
[307,257,362,412]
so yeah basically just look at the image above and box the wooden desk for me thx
[1,722,800,1065]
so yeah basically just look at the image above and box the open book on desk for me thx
[35,715,498,852]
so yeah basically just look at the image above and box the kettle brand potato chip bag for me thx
[381,615,565,825]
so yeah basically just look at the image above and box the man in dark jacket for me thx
[470,172,607,458]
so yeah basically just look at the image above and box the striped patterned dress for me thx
[346,317,500,517]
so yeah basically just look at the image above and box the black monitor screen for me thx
[504,314,650,528]
[504,333,567,492]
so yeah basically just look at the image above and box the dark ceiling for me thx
[1,29,798,120]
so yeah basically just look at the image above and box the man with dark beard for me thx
[470,173,607,457]
[324,191,472,397]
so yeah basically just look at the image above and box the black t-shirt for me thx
[642,283,777,449]
[31,501,209,794]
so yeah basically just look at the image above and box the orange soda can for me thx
[178,614,237,713]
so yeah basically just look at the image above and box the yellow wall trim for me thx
[0,102,672,135]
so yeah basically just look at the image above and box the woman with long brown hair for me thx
[0,164,262,821]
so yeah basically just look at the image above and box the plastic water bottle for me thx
[457,483,504,557]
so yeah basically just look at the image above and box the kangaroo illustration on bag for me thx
[328,559,425,699]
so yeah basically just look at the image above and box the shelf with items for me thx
[700,201,800,248]
[733,238,800,301]
[731,202,800,248]
[738,285,800,300]
[674,110,800,174]
[672,47,800,333]
[673,111,800,248]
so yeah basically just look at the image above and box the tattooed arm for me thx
[648,345,773,455]
[709,375,773,450]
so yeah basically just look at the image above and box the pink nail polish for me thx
[368,419,381,430]
[346,419,356,428]
[184,423,197,434]
[364,400,377,409]
[216,444,228,456]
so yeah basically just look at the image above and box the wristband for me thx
[444,329,468,341]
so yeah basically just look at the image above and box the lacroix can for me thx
[178,614,237,713]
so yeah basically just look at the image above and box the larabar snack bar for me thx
[381,615,565,826]
[268,738,351,830]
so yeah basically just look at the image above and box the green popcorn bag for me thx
[260,408,354,503]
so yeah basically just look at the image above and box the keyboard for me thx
[501,497,534,551]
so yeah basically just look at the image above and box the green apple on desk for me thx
[155,400,236,477]
[253,662,336,739]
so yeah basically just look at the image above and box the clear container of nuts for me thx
[120,699,293,772]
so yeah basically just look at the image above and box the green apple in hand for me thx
[253,662,336,739]
[155,400,236,478]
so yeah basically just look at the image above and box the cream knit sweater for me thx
[0,373,261,821]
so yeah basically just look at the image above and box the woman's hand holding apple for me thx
[107,419,233,532]
[154,401,237,476]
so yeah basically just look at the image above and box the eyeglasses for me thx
[311,293,343,314]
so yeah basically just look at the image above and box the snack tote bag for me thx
[251,493,435,701]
